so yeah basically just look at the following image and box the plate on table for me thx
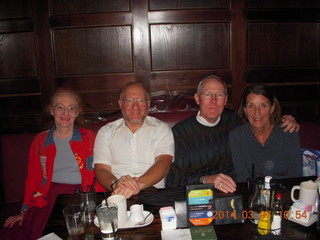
[94,210,154,229]
[288,214,317,227]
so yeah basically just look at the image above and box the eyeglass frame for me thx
[52,104,79,114]
[199,92,227,100]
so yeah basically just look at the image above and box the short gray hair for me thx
[197,75,227,95]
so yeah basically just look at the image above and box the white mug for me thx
[291,180,318,207]
[107,195,127,227]
[129,204,144,223]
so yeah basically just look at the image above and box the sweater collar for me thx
[44,126,82,146]
[196,111,221,127]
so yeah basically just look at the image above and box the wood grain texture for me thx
[53,26,133,75]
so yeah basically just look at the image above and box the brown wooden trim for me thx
[50,12,133,29]
[246,9,320,21]
[231,0,246,109]
[148,10,231,23]
[33,0,55,115]
[132,0,151,88]
[0,19,33,33]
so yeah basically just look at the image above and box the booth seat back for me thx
[1,112,319,206]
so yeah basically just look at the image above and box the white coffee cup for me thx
[291,180,318,207]
[129,204,144,223]
[107,195,127,227]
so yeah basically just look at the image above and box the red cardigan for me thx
[21,127,104,211]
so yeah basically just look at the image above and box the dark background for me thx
[0,0,319,134]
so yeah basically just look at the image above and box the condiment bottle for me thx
[257,176,273,235]
[271,193,282,235]
[249,177,265,224]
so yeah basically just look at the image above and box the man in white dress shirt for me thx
[93,82,174,198]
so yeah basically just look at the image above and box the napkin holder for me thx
[289,204,314,223]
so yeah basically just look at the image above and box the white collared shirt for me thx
[93,116,174,188]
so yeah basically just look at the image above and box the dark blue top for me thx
[229,123,302,182]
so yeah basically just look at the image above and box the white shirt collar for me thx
[196,111,220,127]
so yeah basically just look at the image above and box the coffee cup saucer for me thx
[288,213,317,227]
[94,210,154,229]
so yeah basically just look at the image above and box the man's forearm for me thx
[94,164,117,191]
[138,156,173,189]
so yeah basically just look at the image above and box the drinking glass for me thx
[63,204,85,240]
[96,203,118,240]
[76,185,97,231]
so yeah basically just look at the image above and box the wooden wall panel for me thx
[55,75,135,91]
[0,0,319,134]
[248,0,320,8]
[0,32,37,78]
[149,0,230,10]
[0,78,40,95]
[53,26,133,75]
[247,23,319,67]
[0,0,32,19]
[150,23,229,71]
[246,69,320,84]
[50,0,130,16]
[0,96,41,114]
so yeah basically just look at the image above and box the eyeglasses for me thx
[121,98,149,106]
[53,104,78,114]
[200,92,226,100]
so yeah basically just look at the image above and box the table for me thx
[43,176,320,240]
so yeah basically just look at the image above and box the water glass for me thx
[63,204,85,240]
[76,185,97,227]
[96,203,118,240]
[317,191,320,232]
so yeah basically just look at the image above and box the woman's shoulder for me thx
[78,127,96,137]
[229,122,248,135]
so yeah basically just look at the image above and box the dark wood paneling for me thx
[0,114,43,134]
[0,19,33,33]
[246,69,320,83]
[33,0,56,111]
[281,102,319,120]
[55,75,135,91]
[271,85,319,102]
[53,26,133,75]
[248,0,320,9]
[0,0,32,19]
[0,0,319,134]
[82,92,121,112]
[150,23,230,70]
[148,10,231,23]
[0,78,40,95]
[149,0,230,10]
[230,0,246,108]
[50,13,132,29]
[247,23,319,67]
[0,96,41,114]
[247,9,320,21]
[131,0,151,87]
[150,70,232,92]
[0,32,37,78]
[50,0,130,16]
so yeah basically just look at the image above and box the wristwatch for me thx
[110,179,118,191]
[199,176,206,184]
